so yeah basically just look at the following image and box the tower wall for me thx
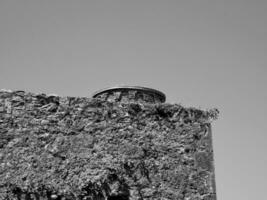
[0,90,218,200]
[92,86,166,104]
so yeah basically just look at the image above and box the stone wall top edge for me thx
[0,89,219,122]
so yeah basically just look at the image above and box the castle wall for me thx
[0,90,218,200]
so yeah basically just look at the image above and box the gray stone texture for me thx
[0,90,218,200]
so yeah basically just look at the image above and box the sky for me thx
[0,1,267,199]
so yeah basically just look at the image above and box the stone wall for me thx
[0,90,218,200]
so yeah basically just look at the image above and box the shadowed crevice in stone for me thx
[107,195,129,200]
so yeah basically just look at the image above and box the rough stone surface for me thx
[0,90,218,200]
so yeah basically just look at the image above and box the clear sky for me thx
[1,1,267,199]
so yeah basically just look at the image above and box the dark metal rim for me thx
[92,86,166,102]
